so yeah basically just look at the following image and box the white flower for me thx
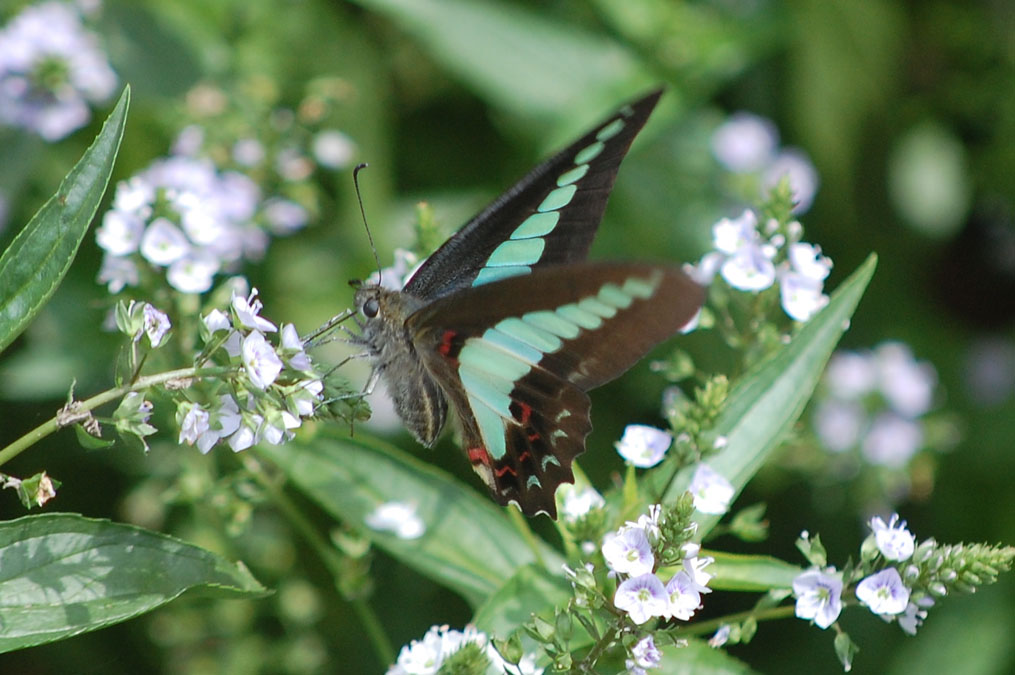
[861,413,923,467]
[856,568,910,615]
[280,323,312,371]
[787,242,832,281]
[370,248,421,291]
[688,463,735,515]
[262,410,301,445]
[614,574,668,625]
[167,252,220,294]
[313,129,356,169]
[263,198,308,234]
[366,501,426,540]
[708,624,732,648]
[615,425,671,468]
[96,210,144,255]
[140,217,190,266]
[870,514,916,561]
[559,485,605,522]
[897,596,934,635]
[232,288,277,332]
[291,378,324,417]
[196,394,242,453]
[142,303,171,347]
[242,331,283,389]
[202,309,232,333]
[98,255,138,293]
[722,245,777,291]
[0,2,117,140]
[711,112,779,172]
[713,210,760,254]
[813,400,865,452]
[793,569,843,629]
[875,342,936,417]
[387,624,492,675]
[228,413,262,452]
[389,624,442,674]
[112,176,155,216]
[602,526,655,577]
[626,635,661,673]
[681,551,715,596]
[179,403,210,447]
[825,351,878,399]
[778,268,828,321]
[662,571,702,621]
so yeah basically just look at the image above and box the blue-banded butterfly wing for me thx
[407,262,705,516]
[402,90,663,300]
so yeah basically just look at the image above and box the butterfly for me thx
[352,90,704,518]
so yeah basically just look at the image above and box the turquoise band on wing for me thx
[472,110,632,288]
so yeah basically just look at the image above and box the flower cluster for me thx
[96,154,294,294]
[812,342,938,468]
[173,287,323,453]
[688,209,833,322]
[601,505,714,626]
[793,515,918,632]
[0,1,117,141]
[387,624,542,675]
[791,512,1015,643]
[711,111,819,214]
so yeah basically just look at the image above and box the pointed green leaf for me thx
[657,254,878,535]
[705,551,803,592]
[259,433,562,607]
[655,639,758,674]
[0,87,130,354]
[0,513,267,653]
[472,563,570,637]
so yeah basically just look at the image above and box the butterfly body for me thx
[354,90,704,517]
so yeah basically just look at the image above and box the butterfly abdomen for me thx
[356,286,450,447]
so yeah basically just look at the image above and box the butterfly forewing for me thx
[409,262,704,516]
[403,90,663,300]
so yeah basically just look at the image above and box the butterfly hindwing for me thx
[409,262,704,516]
[403,90,663,300]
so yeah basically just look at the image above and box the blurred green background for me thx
[0,0,1012,673]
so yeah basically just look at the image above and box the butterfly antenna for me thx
[353,163,384,283]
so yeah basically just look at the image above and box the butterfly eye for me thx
[362,298,380,318]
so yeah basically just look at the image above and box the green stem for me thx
[670,603,798,638]
[244,452,396,666]
[0,365,233,468]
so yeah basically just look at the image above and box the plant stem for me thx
[0,365,233,468]
[244,452,396,666]
[669,603,798,638]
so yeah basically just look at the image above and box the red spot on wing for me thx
[467,446,490,466]
[517,450,531,464]
[495,464,517,478]
[438,330,457,358]
[517,402,532,424]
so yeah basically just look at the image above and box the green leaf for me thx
[0,87,130,355]
[660,254,878,535]
[259,433,562,607]
[705,551,802,592]
[351,0,650,120]
[0,513,267,653]
[472,563,570,637]
[655,639,758,675]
